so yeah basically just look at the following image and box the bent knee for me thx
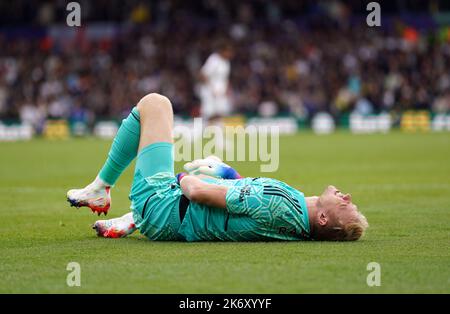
[137,93,172,113]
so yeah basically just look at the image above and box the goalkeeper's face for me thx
[319,185,353,211]
[318,185,358,223]
[315,185,368,241]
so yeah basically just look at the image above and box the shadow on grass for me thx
[92,234,371,248]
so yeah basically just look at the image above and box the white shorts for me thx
[200,90,231,119]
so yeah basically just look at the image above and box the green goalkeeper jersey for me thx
[178,177,311,241]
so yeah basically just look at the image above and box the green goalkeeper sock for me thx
[98,107,140,186]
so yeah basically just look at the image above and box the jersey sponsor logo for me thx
[263,185,303,215]
[239,185,251,202]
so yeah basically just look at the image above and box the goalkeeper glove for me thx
[183,155,242,179]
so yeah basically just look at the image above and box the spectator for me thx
[0,0,449,132]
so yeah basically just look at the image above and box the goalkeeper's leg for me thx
[67,93,172,215]
[93,212,137,238]
[67,107,141,215]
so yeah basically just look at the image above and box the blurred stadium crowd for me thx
[1,0,450,132]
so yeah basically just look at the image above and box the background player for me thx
[196,40,234,149]
[198,40,234,122]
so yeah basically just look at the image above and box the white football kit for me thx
[199,53,231,119]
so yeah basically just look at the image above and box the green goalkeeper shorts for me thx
[129,142,184,241]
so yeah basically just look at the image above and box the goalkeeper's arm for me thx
[179,175,228,209]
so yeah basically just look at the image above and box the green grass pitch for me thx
[0,132,449,293]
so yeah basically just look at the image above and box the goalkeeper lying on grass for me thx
[67,93,368,241]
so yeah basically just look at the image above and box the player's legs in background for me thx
[195,88,213,142]
[203,94,232,151]
[216,95,231,118]
[200,88,214,122]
